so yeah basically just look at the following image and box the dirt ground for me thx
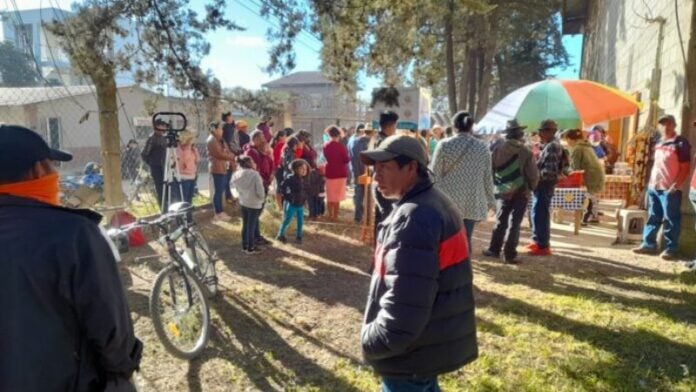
[119,201,696,391]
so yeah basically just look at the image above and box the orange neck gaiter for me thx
[0,172,61,206]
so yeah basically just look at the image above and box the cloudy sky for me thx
[12,0,581,100]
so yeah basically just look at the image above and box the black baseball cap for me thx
[658,114,676,125]
[0,125,72,174]
[360,135,428,167]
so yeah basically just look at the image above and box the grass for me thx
[121,201,696,391]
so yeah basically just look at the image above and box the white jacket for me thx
[231,168,265,209]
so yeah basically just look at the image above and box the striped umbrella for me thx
[476,79,643,134]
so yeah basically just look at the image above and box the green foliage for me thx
[223,87,290,118]
[0,41,39,87]
[46,0,242,96]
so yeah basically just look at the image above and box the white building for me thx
[0,7,137,86]
[0,84,207,173]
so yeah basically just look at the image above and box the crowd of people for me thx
[4,106,696,391]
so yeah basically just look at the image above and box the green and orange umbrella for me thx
[477,79,643,134]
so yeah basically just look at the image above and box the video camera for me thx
[153,112,187,148]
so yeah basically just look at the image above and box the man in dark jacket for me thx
[141,119,168,210]
[222,111,240,204]
[483,119,539,264]
[0,125,142,392]
[372,111,399,241]
[360,135,477,391]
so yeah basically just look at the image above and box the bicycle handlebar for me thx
[109,210,189,236]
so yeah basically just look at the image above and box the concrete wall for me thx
[581,0,693,131]
[0,87,205,172]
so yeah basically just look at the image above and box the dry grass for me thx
[119,201,696,391]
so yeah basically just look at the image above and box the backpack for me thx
[493,154,525,199]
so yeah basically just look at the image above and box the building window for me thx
[133,117,152,139]
[14,24,33,55]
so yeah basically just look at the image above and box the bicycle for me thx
[108,202,217,359]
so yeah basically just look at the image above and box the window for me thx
[14,24,33,56]
[133,117,152,139]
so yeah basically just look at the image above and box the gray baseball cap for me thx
[360,135,428,167]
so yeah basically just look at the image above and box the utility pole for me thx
[647,16,667,128]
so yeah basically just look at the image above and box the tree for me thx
[223,87,289,118]
[261,0,567,119]
[0,42,39,87]
[46,0,241,211]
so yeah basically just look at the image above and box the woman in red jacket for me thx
[323,125,350,221]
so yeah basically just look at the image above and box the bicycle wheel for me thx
[186,228,218,297]
[150,264,210,359]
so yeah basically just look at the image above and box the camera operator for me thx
[141,119,168,210]
[222,111,240,205]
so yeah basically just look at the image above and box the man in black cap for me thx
[222,111,240,205]
[633,114,691,260]
[528,119,566,256]
[483,119,539,264]
[359,135,477,392]
[0,125,142,391]
[141,118,168,210]
[372,111,399,238]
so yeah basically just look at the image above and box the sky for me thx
[13,0,582,100]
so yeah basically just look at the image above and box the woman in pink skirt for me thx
[323,125,350,221]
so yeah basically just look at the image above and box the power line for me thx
[232,0,321,54]
[6,0,90,112]
[245,0,323,45]
[45,0,141,144]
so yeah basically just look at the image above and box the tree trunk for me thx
[94,72,124,213]
[457,58,468,112]
[476,45,495,121]
[444,5,457,116]
[467,49,478,116]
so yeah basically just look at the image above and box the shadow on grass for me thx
[477,289,695,390]
[185,295,362,392]
[474,250,696,325]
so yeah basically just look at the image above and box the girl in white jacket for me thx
[231,156,265,254]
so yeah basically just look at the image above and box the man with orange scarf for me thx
[0,125,142,391]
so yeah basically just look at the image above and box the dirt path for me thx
[120,205,696,391]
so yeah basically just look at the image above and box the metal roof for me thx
[0,85,97,106]
[263,71,332,88]
[562,0,589,35]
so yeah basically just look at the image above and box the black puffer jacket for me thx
[280,174,308,206]
[361,178,478,379]
[0,195,142,391]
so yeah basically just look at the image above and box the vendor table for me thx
[530,187,589,235]
[596,175,632,205]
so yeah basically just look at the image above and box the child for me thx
[307,167,326,220]
[276,159,309,244]
[231,156,266,254]
[175,131,199,205]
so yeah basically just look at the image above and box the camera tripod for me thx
[154,112,188,214]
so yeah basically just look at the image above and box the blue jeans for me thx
[489,194,528,259]
[278,202,304,239]
[224,168,233,200]
[241,206,261,250]
[532,180,555,249]
[353,184,365,223]
[642,188,682,253]
[211,173,227,214]
[382,378,440,392]
[463,219,477,252]
[179,179,196,204]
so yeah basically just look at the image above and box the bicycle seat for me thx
[168,202,193,215]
